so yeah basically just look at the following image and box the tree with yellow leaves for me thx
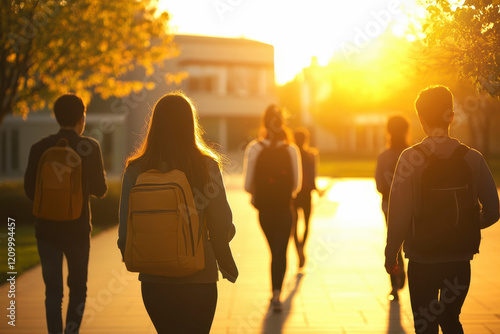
[0,0,177,126]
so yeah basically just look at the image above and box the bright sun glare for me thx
[158,0,424,84]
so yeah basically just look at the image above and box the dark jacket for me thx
[118,157,238,284]
[375,147,404,215]
[24,129,108,240]
[385,137,500,264]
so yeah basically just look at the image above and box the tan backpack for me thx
[124,169,206,276]
[33,138,83,221]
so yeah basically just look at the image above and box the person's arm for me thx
[375,153,391,198]
[87,139,107,198]
[289,143,302,196]
[205,160,238,283]
[477,156,500,229]
[24,145,39,201]
[385,150,413,273]
[117,169,134,259]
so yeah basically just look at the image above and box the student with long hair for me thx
[118,92,238,333]
[243,105,301,311]
[292,128,318,269]
[375,114,410,301]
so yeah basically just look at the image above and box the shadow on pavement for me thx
[259,273,304,334]
[387,300,408,334]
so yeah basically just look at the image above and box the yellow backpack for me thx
[124,169,206,277]
[33,138,83,221]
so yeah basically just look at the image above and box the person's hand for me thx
[385,258,400,275]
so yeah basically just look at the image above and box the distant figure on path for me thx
[24,94,108,334]
[244,104,302,312]
[292,127,318,269]
[385,85,499,334]
[118,92,238,333]
[375,115,410,301]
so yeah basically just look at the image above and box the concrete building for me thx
[0,35,277,179]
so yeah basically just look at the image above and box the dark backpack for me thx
[410,143,480,258]
[253,142,293,210]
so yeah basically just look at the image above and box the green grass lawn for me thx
[0,221,107,284]
[318,154,377,178]
[0,181,120,284]
[0,224,39,283]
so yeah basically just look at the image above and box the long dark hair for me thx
[125,92,221,183]
[386,115,410,152]
[259,104,291,144]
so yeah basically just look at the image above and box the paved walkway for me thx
[2,176,500,333]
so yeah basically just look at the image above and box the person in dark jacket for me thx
[24,94,107,334]
[375,115,410,301]
[385,86,499,334]
[292,127,318,269]
[118,92,238,334]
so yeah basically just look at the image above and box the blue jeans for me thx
[37,234,90,334]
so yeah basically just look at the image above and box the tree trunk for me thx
[0,107,8,129]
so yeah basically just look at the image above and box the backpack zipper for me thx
[131,183,195,255]
[430,184,469,226]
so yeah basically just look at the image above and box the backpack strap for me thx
[451,144,469,159]
[413,143,435,161]
[411,143,433,228]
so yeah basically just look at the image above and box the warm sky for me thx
[157,0,424,84]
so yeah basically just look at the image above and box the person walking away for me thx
[24,94,108,334]
[385,85,499,334]
[243,104,301,312]
[375,115,410,301]
[292,127,318,269]
[118,92,238,334]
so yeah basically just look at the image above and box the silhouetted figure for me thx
[292,128,318,269]
[385,85,499,334]
[24,94,108,334]
[244,105,302,312]
[375,115,410,301]
[118,92,238,334]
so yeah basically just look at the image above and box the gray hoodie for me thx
[385,137,499,264]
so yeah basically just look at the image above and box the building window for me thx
[185,65,220,93]
[227,66,264,96]
[188,75,216,93]
[227,66,249,96]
